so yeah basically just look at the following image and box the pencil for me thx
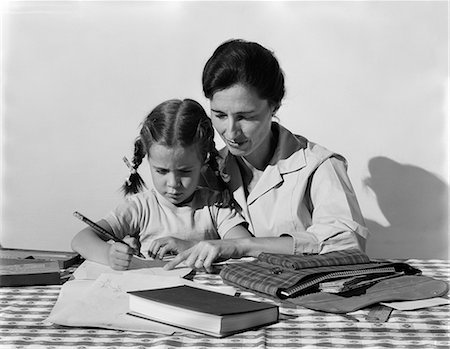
[73,211,145,258]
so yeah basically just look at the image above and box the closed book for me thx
[0,248,80,269]
[127,285,278,337]
[0,258,61,286]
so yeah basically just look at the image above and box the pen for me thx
[73,211,145,258]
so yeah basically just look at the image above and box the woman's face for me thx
[209,84,275,164]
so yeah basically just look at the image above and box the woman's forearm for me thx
[238,236,294,257]
[223,224,294,257]
[164,235,294,271]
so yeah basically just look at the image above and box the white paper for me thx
[182,279,237,296]
[381,297,450,310]
[46,273,186,333]
[47,270,236,333]
[72,259,191,280]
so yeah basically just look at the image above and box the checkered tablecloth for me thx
[0,259,448,349]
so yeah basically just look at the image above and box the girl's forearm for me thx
[71,228,111,265]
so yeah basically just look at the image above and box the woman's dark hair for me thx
[202,39,285,111]
[122,99,232,206]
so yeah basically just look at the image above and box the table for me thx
[0,259,449,349]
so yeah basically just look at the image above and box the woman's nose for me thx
[227,116,240,137]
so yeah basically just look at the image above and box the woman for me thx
[156,39,369,271]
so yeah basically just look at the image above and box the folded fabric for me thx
[290,275,449,313]
[219,249,448,313]
[257,249,371,269]
[318,272,405,293]
[220,249,419,299]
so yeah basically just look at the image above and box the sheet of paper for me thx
[182,279,237,296]
[381,297,450,310]
[46,273,187,333]
[46,271,236,333]
[73,259,191,280]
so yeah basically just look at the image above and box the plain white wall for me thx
[1,1,448,259]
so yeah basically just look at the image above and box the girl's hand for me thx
[107,238,135,270]
[148,237,196,259]
[164,239,244,273]
[122,235,140,252]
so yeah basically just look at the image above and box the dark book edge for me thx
[126,310,278,338]
[0,259,61,287]
[0,271,61,287]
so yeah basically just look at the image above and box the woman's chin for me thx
[226,143,250,157]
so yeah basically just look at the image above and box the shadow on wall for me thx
[364,156,448,259]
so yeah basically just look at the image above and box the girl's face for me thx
[209,84,275,166]
[148,143,203,206]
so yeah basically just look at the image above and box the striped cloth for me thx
[0,260,449,349]
[258,249,371,269]
[219,250,407,298]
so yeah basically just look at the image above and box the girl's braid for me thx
[121,138,147,195]
[198,117,233,208]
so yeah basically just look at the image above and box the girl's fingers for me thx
[158,244,173,259]
[148,238,168,258]
[109,242,133,270]
[116,252,132,262]
[111,255,130,270]
[148,243,159,258]
[115,259,129,267]
[113,241,131,253]
[123,236,138,250]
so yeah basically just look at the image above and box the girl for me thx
[71,99,250,270]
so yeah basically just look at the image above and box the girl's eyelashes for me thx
[155,168,193,175]
[155,168,169,175]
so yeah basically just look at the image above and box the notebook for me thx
[127,285,279,337]
[0,258,60,286]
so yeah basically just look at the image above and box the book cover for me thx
[0,248,80,268]
[0,258,61,286]
[128,285,278,337]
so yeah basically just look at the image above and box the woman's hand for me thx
[164,239,246,273]
[148,237,196,259]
